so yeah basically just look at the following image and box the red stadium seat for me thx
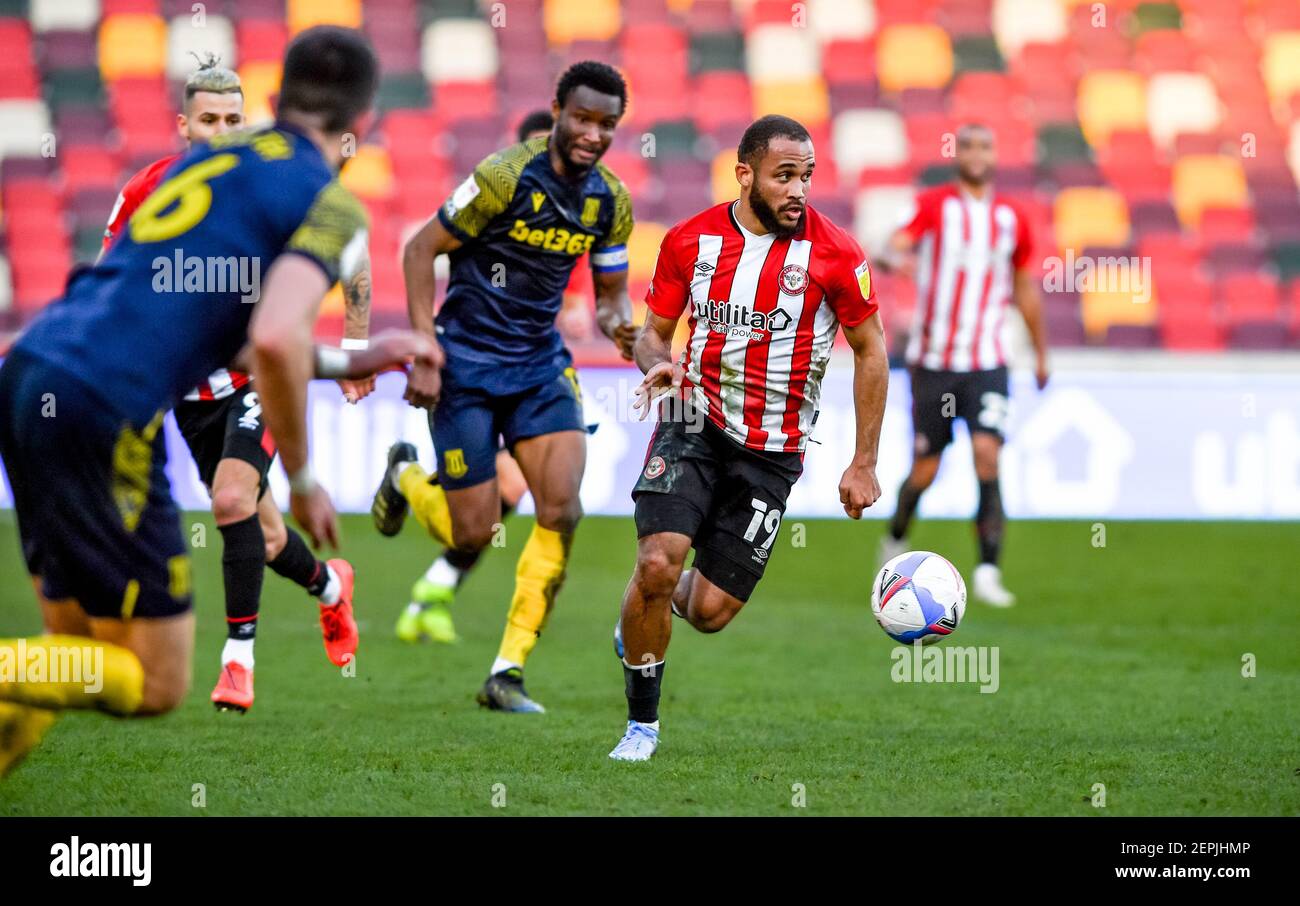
[1220,273,1280,323]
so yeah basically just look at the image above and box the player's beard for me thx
[553,125,602,179]
[748,189,805,239]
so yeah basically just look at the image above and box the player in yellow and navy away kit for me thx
[373,61,637,713]
[0,27,433,776]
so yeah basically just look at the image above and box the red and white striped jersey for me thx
[181,367,251,402]
[900,184,1032,372]
[646,201,877,453]
[105,155,252,404]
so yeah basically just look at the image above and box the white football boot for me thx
[972,563,1016,608]
[608,720,659,762]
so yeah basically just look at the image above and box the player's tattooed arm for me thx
[839,312,888,519]
[400,215,461,408]
[1013,268,1050,390]
[337,248,375,403]
[593,267,636,361]
[631,312,684,419]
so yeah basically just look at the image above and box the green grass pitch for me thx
[2,512,1297,816]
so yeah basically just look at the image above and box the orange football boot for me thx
[319,559,358,667]
[211,661,254,712]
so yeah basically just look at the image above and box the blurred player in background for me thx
[878,123,1049,608]
[374,63,636,712]
[0,27,434,775]
[99,57,377,713]
[393,108,600,646]
[609,115,890,761]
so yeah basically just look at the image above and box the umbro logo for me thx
[694,261,714,273]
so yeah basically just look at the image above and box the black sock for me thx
[268,527,329,597]
[623,659,664,724]
[218,514,265,640]
[889,480,924,540]
[976,478,1004,565]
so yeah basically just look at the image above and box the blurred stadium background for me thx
[2,0,1300,355]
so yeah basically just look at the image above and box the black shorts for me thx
[175,384,275,495]
[632,406,802,602]
[0,350,192,619]
[909,365,1010,456]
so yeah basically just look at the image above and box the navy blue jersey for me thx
[435,135,632,393]
[14,122,368,428]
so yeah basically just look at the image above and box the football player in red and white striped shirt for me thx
[99,59,373,711]
[609,115,890,761]
[880,123,1049,608]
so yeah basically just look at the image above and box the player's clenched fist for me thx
[633,360,684,420]
[838,458,882,520]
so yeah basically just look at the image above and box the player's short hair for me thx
[517,109,555,142]
[277,26,379,133]
[183,53,241,108]
[738,115,812,168]
[554,61,627,114]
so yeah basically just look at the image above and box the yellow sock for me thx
[399,464,455,547]
[0,701,59,778]
[498,525,572,666]
[0,635,144,716]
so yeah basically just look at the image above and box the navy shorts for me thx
[429,366,585,490]
[909,365,1010,456]
[0,350,192,619]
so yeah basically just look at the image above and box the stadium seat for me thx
[1220,273,1280,324]
[236,20,287,62]
[808,0,875,42]
[286,0,362,35]
[991,0,1066,57]
[854,184,914,258]
[1261,31,1300,108]
[832,109,908,180]
[1197,207,1255,246]
[339,144,394,200]
[1053,187,1130,253]
[1155,275,1221,350]
[98,14,168,81]
[30,0,101,33]
[0,254,10,313]
[1077,70,1146,150]
[422,18,497,84]
[627,219,666,283]
[746,24,821,84]
[236,59,281,126]
[0,99,52,158]
[752,78,828,126]
[876,24,953,93]
[1171,154,1248,229]
[543,0,620,44]
[166,14,236,79]
[1145,72,1220,150]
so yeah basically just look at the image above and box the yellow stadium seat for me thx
[1261,32,1300,108]
[1171,155,1248,229]
[340,145,394,200]
[1053,187,1130,254]
[237,61,282,127]
[287,0,362,36]
[711,150,735,205]
[544,0,620,44]
[1080,265,1157,340]
[1077,70,1146,150]
[99,14,168,81]
[876,24,953,93]
[753,78,829,126]
[628,221,668,283]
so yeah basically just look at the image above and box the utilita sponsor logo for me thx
[49,836,152,886]
[692,298,792,338]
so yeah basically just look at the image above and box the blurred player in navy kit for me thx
[374,64,636,712]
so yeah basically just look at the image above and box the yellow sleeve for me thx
[284,180,370,285]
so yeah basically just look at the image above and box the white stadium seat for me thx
[746,24,821,83]
[833,108,908,178]
[30,0,100,33]
[809,0,876,43]
[167,15,237,80]
[992,0,1067,59]
[422,19,499,84]
[0,100,53,160]
[1146,72,1221,150]
[854,184,916,259]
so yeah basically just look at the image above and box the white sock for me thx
[633,719,660,731]
[425,555,462,588]
[404,601,426,615]
[221,638,254,669]
[319,564,341,606]
[491,656,521,676]
[390,460,416,488]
